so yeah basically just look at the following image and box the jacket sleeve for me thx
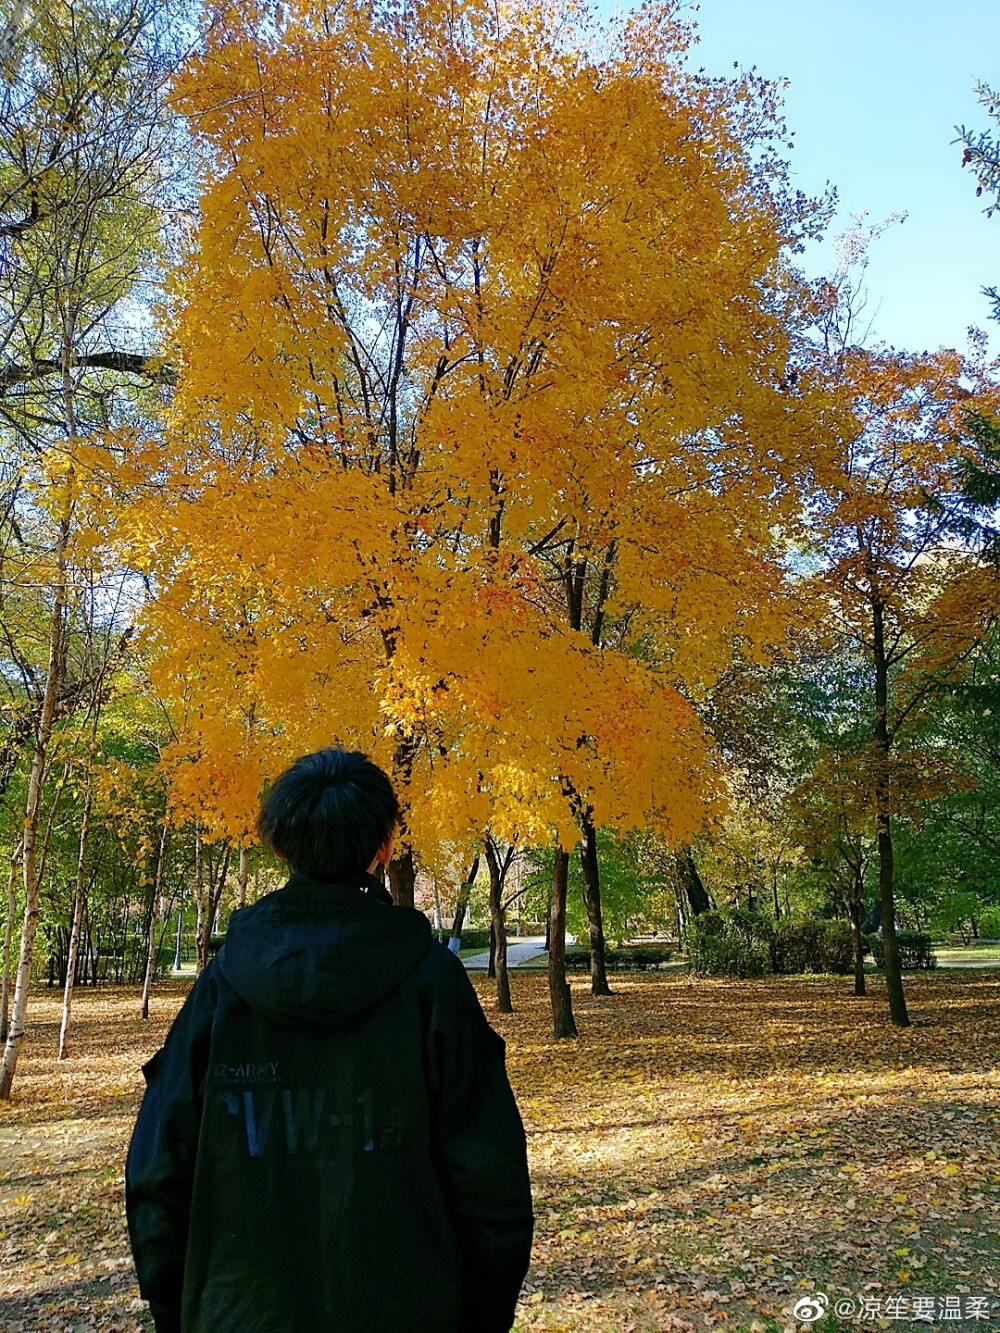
[428,951,534,1333]
[125,967,218,1333]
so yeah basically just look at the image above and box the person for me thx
[125,748,534,1333]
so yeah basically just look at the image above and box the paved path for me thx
[935,957,1000,969]
[460,936,552,971]
[466,945,1000,973]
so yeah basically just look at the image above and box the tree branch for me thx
[0,351,175,392]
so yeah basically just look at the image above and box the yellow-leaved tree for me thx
[114,0,835,1035]
[807,343,1000,1027]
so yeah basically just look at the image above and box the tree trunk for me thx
[59,882,85,1058]
[87,915,98,985]
[677,845,711,915]
[141,823,170,1020]
[237,838,249,910]
[117,886,130,983]
[579,811,612,996]
[58,697,106,1058]
[674,886,686,949]
[873,599,909,1027]
[485,839,512,1013]
[194,827,206,974]
[37,759,72,902]
[0,518,67,1098]
[387,847,416,909]
[3,331,80,1092]
[58,769,95,1059]
[447,854,479,951]
[847,875,866,998]
[547,848,577,1039]
[199,840,231,970]
[432,875,443,940]
[1,841,23,1043]
[173,887,184,971]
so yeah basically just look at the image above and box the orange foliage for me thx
[110,0,834,858]
[809,345,1000,724]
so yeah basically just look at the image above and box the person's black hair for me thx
[257,748,399,883]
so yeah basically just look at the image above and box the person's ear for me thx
[375,836,394,866]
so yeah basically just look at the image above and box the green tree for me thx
[0,0,178,1098]
[959,80,1000,319]
[806,346,999,1027]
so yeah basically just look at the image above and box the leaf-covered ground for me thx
[2,970,999,1331]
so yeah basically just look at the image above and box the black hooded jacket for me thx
[125,873,534,1333]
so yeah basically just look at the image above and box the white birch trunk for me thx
[0,312,76,1099]
[0,559,67,1098]
[1,840,24,1043]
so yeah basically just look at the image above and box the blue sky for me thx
[601,0,1000,356]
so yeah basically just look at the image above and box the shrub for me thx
[688,910,772,978]
[771,919,823,974]
[978,905,1000,940]
[769,918,854,975]
[613,946,673,970]
[866,930,937,970]
[819,920,856,975]
[155,942,178,973]
[452,927,493,951]
[688,911,857,978]
[727,909,775,945]
[565,946,673,972]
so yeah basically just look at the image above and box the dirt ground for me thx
[2,968,999,1332]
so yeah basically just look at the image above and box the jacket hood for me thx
[218,871,433,1025]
